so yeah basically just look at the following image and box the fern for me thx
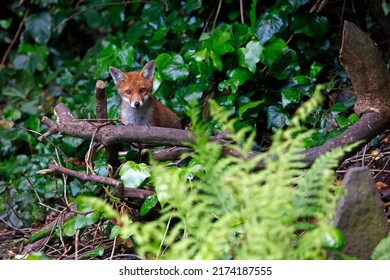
[129,85,355,259]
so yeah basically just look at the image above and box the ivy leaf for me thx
[293,75,311,85]
[348,113,359,125]
[201,28,234,55]
[193,49,222,74]
[331,102,348,115]
[167,10,189,34]
[82,247,104,258]
[218,68,252,94]
[259,38,288,68]
[255,12,284,44]
[3,108,22,121]
[25,12,52,44]
[310,62,322,79]
[13,54,41,75]
[61,136,84,149]
[60,216,77,237]
[238,100,264,118]
[140,195,158,216]
[184,0,203,10]
[110,225,122,239]
[75,212,100,229]
[209,50,223,71]
[156,54,189,81]
[15,43,49,74]
[282,87,301,107]
[176,83,207,104]
[96,42,135,77]
[126,22,151,45]
[84,9,101,29]
[287,0,309,10]
[232,23,251,46]
[119,161,151,188]
[58,136,84,155]
[336,116,349,128]
[237,40,262,73]
[266,106,290,130]
[2,71,40,107]
[292,14,329,39]
[0,18,13,29]
[270,48,299,80]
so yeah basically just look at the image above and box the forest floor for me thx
[1,130,389,260]
[336,131,390,222]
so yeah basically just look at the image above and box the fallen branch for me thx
[38,101,227,148]
[303,112,389,163]
[37,164,123,190]
[94,80,121,168]
[37,21,390,189]
[37,164,154,202]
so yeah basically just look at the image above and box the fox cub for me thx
[109,61,181,129]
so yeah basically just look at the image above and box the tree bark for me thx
[94,80,121,168]
[339,21,390,120]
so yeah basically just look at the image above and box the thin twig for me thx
[212,0,222,30]
[1,6,30,67]
[15,121,67,163]
[239,0,244,24]
[85,126,100,175]
[202,3,216,33]
[75,229,80,260]
[339,0,346,36]
[156,214,172,259]
[0,218,26,233]
[374,158,390,178]
[361,144,367,167]
[110,236,117,260]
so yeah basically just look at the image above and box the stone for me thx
[334,167,389,259]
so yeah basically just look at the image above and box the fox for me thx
[109,60,182,129]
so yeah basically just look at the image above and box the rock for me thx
[334,167,389,259]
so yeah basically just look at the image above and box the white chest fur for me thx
[121,101,153,126]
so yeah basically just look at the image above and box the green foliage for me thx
[372,234,390,260]
[73,195,133,239]
[62,87,355,259]
[0,0,367,240]
[126,87,355,259]
[119,161,151,188]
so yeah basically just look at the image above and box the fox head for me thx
[109,60,155,108]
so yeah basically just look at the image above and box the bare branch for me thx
[38,164,123,190]
[93,80,121,168]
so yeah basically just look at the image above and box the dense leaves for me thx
[0,0,353,224]
[0,0,388,260]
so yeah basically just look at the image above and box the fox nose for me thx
[134,102,141,108]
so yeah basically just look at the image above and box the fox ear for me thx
[140,60,155,81]
[109,66,126,83]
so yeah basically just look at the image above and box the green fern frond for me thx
[128,90,357,259]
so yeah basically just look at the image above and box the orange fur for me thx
[109,61,181,129]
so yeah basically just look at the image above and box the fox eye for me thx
[139,88,146,94]
[125,89,131,95]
